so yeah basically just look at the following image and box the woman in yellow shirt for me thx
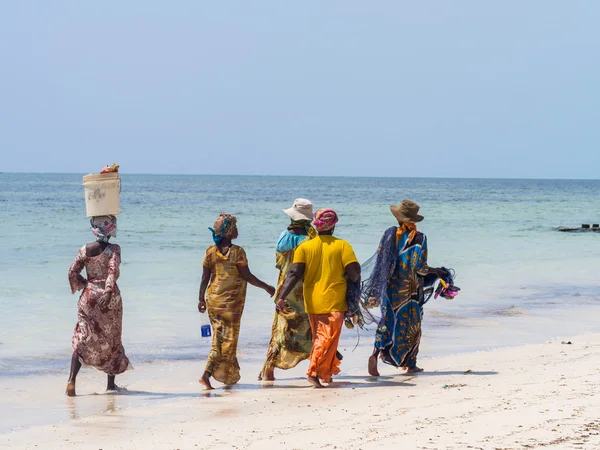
[277,209,360,388]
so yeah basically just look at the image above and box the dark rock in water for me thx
[558,224,600,232]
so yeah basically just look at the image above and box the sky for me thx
[0,1,599,178]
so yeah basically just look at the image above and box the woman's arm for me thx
[275,263,305,311]
[98,246,121,309]
[415,235,448,278]
[429,267,448,277]
[68,248,87,294]
[198,266,211,313]
[345,261,361,283]
[237,264,276,297]
[104,246,121,293]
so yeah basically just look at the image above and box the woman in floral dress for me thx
[66,215,130,396]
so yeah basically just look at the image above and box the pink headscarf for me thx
[313,208,338,232]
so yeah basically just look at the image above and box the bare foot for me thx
[107,384,127,393]
[259,367,275,381]
[66,382,76,397]
[307,376,323,388]
[406,366,424,373]
[199,374,213,390]
[368,355,380,376]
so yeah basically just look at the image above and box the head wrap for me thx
[209,213,237,244]
[90,215,117,243]
[288,219,317,239]
[313,209,338,233]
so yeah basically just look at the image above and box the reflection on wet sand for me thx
[67,392,118,421]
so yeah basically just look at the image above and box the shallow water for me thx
[1,174,599,378]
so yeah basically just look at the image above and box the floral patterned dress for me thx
[68,244,130,375]
[374,230,429,369]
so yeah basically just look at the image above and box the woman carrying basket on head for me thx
[66,215,131,396]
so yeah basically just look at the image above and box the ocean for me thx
[1,173,599,378]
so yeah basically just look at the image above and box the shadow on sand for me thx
[340,370,498,379]
[404,370,498,376]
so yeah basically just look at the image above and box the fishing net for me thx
[357,226,398,325]
[356,226,459,326]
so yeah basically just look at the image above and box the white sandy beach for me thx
[2,333,600,450]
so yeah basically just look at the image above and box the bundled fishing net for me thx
[423,267,459,305]
[358,227,398,325]
[358,226,460,325]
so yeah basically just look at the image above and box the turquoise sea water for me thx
[1,173,599,377]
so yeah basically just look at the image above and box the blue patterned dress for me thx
[373,229,429,369]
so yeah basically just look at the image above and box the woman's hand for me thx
[265,285,276,297]
[198,299,207,313]
[275,298,287,313]
[97,290,113,309]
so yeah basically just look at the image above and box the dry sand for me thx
[2,334,600,449]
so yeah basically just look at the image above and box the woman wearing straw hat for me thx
[259,199,316,381]
[362,200,447,376]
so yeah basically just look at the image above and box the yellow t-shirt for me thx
[293,235,358,314]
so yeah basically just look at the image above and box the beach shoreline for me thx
[2,332,600,449]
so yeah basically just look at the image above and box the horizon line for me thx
[0,171,598,182]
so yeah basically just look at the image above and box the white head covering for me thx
[91,215,117,243]
[283,198,313,221]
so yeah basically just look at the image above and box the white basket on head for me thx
[82,173,120,217]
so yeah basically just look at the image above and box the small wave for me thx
[486,306,527,316]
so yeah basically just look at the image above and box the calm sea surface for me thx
[1,174,599,377]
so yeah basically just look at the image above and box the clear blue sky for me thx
[1,2,598,178]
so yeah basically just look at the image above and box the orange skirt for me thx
[307,312,344,382]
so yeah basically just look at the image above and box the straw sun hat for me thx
[390,200,424,223]
[283,198,313,221]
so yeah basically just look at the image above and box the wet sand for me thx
[2,333,600,449]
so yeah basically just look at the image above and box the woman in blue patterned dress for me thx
[362,200,447,376]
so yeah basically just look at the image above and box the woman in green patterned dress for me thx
[259,199,315,381]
